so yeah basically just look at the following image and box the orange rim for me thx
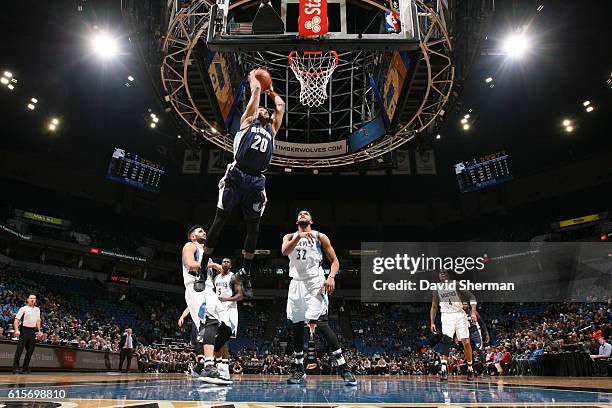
[288,50,339,77]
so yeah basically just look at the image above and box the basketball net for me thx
[288,51,339,108]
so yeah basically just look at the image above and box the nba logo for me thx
[385,12,399,33]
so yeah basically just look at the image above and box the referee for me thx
[12,294,42,374]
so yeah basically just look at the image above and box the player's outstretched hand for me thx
[430,323,437,334]
[297,231,315,245]
[324,276,335,295]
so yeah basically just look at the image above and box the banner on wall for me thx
[415,149,437,175]
[182,149,202,174]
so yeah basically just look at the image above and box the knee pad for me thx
[293,321,305,352]
[243,217,261,254]
[439,335,453,355]
[201,320,220,345]
[214,324,232,352]
[205,208,231,249]
[316,319,341,351]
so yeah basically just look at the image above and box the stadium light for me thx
[177,135,181,139]
[502,33,530,58]
[7,84,14,90]
[31,98,38,104]
[485,77,493,83]
[464,114,470,119]
[127,75,134,82]
[461,118,468,124]
[435,134,441,140]
[582,100,590,107]
[150,122,156,128]
[3,71,13,78]
[565,126,574,133]
[562,119,571,127]
[91,31,119,58]
[1,77,8,85]
[152,116,159,123]
[27,103,35,110]
[462,123,470,131]
[48,124,57,131]
[51,118,59,125]
[150,113,157,118]
[586,106,594,113]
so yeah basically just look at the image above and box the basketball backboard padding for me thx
[252,1,285,34]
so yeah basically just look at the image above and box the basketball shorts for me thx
[441,311,470,340]
[286,275,329,323]
[217,163,267,219]
[184,284,207,332]
[216,301,239,337]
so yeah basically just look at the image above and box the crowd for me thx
[2,261,610,376]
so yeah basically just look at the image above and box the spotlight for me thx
[3,71,13,78]
[461,118,468,124]
[1,77,8,85]
[27,103,35,110]
[582,100,590,107]
[127,75,135,82]
[31,98,38,104]
[150,122,156,128]
[7,84,14,90]
[485,77,493,83]
[502,33,530,58]
[562,119,571,127]
[91,31,119,58]
[435,134,441,140]
[150,113,157,118]
[48,124,57,131]
[586,106,594,113]
[52,118,59,125]
[152,116,159,123]
[177,135,182,139]
[462,123,470,131]
[565,126,574,133]
[464,114,470,119]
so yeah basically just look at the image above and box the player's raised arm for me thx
[281,232,314,256]
[267,86,285,137]
[182,242,200,274]
[240,69,263,129]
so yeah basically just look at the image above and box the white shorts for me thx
[441,311,470,340]
[216,301,239,337]
[185,284,229,330]
[286,275,328,323]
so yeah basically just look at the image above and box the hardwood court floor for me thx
[0,373,610,407]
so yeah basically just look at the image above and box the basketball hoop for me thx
[288,50,339,108]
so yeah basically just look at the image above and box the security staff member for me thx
[12,294,42,374]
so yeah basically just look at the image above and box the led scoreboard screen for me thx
[454,151,512,193]
[106,148,165,193]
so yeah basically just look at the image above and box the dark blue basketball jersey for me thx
[233,119,274,174]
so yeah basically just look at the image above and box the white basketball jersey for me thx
[437,282,464,313]
[214,272,235,298]
[182,244,214,289]
[288,230,324,280]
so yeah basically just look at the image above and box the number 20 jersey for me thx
[288,230,324,280]
[233,118,274,175]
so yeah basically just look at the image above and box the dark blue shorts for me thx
[470,326,484,350]
[217,163,267,219]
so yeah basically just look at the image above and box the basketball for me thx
[254,68,272,91]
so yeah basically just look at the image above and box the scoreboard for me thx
[106,148,165,193]
[454,151,512,193]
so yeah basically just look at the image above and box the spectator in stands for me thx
[0,327,4,339]
[12,294,42,374]
[590,336,612,359]
[118,328,136,373]
[494,346,512,375]
[232,359,243,374]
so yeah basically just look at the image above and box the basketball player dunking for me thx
[213,258,243,381]
[198,69,285,298]
[430,270,478,381]
[282,210,357,386]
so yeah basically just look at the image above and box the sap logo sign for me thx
[304,16,322,33]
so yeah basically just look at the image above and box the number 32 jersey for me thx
[234,119,274,175]
[289,230,324,280]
